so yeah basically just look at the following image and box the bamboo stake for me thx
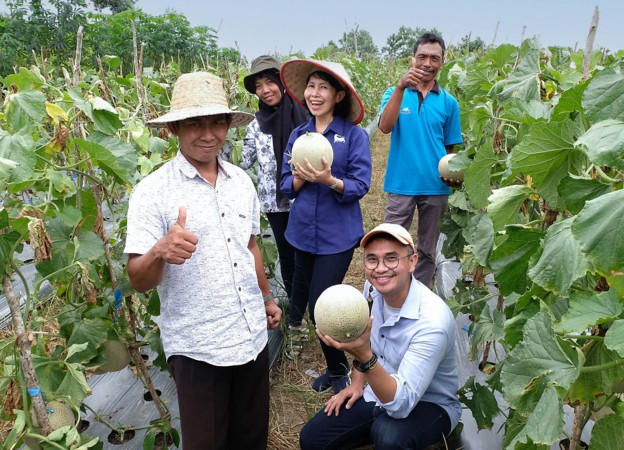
[72,26,84,87]
[131,20,149,121]
[582,6,599,80]
[569,403,588,450]
[3,275,51,435]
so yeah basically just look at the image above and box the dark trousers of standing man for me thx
[168,346,270,450]
[384,193,448,288]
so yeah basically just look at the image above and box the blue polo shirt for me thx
[280,117,372,255]
[380,83,462,196]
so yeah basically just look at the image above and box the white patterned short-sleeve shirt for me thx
[240,118,291,213]
[124,151,267,366]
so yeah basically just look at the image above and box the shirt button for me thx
[380,355,384,359]
[234,262,238,267]
[238,287,242,291]
[381,335,385,338]
[221,213,225,217]
[228,238,231,242]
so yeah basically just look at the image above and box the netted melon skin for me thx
[291,132,334,171]
[315,284,369,343]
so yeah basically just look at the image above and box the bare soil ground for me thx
[267,131,391,450]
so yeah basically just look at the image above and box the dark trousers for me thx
[300,398,452,450]
[295,247,355,376]
[266,212,308,326]
[385,194,448,288]
[167,346,270,450]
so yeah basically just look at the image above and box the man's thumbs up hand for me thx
[157,206,199,265]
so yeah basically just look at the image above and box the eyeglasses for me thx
[363,254,412,270]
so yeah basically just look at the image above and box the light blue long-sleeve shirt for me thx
[363,276,462,430]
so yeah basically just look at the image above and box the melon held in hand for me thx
[315,284,369,342]
[291,132,333,171]
[438,153,464,182]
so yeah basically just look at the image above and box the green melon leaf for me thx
[571,189,624,276]
[500,312,583,408]
[582,68,624,123]
[490,226,543,295]
[4,89,47,132]
[498,39,541,102]
[56,360,92,404]
[528,218,590,294]
[575,119,624,170]
[589,414,624,450]
[522,386,563,446]
[557,175,611,215]
[509,119,587,209]
[464,141,497,208]
[464,211,494,267]
[569,340,624,402]
[554,290,621,334]
[0,130,37,184]
[604,320,624,358]
[487,185,532,232]
[71,137,135,185]
[552,81,587,121]
[459,377,499,430]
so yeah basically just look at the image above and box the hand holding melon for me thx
[314,284,370,343]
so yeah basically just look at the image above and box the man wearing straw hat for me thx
[124,72,281,450]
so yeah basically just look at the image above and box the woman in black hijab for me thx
[242,55,310,358]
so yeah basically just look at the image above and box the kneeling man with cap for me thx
[300,223,461,450]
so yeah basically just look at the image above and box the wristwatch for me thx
[329,178,340,190]
[353,353,378,373]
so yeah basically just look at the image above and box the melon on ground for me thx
[94,340,131,374]
[314,284,369,342]
[291,132,333,171]
[438,153,464,182]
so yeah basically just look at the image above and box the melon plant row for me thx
[0,33,622,450]
[438,39,624,449]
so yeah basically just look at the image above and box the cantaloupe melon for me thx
[94,340,131,374]
[291,132,333,171]
[26,400,76,449]
[314,284,369,342]
[438,153,464,182]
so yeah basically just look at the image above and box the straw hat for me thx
[280,59,364,125]
[360,223,415,252]
[243,55,282,93]
[147,72,254,128]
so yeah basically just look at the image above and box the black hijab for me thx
[254,70,308,208]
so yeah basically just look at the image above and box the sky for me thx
[133,0,623,59]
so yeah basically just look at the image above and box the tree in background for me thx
[91,0,136,13]
[0,1,238,76]
[456,33,486,53]
[85,10,224,73]
[338,26,378,59]
[382,25,442,59]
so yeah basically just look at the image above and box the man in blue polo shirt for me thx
[378,32,463,288]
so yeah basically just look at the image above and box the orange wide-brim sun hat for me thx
[280,59,364,125]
